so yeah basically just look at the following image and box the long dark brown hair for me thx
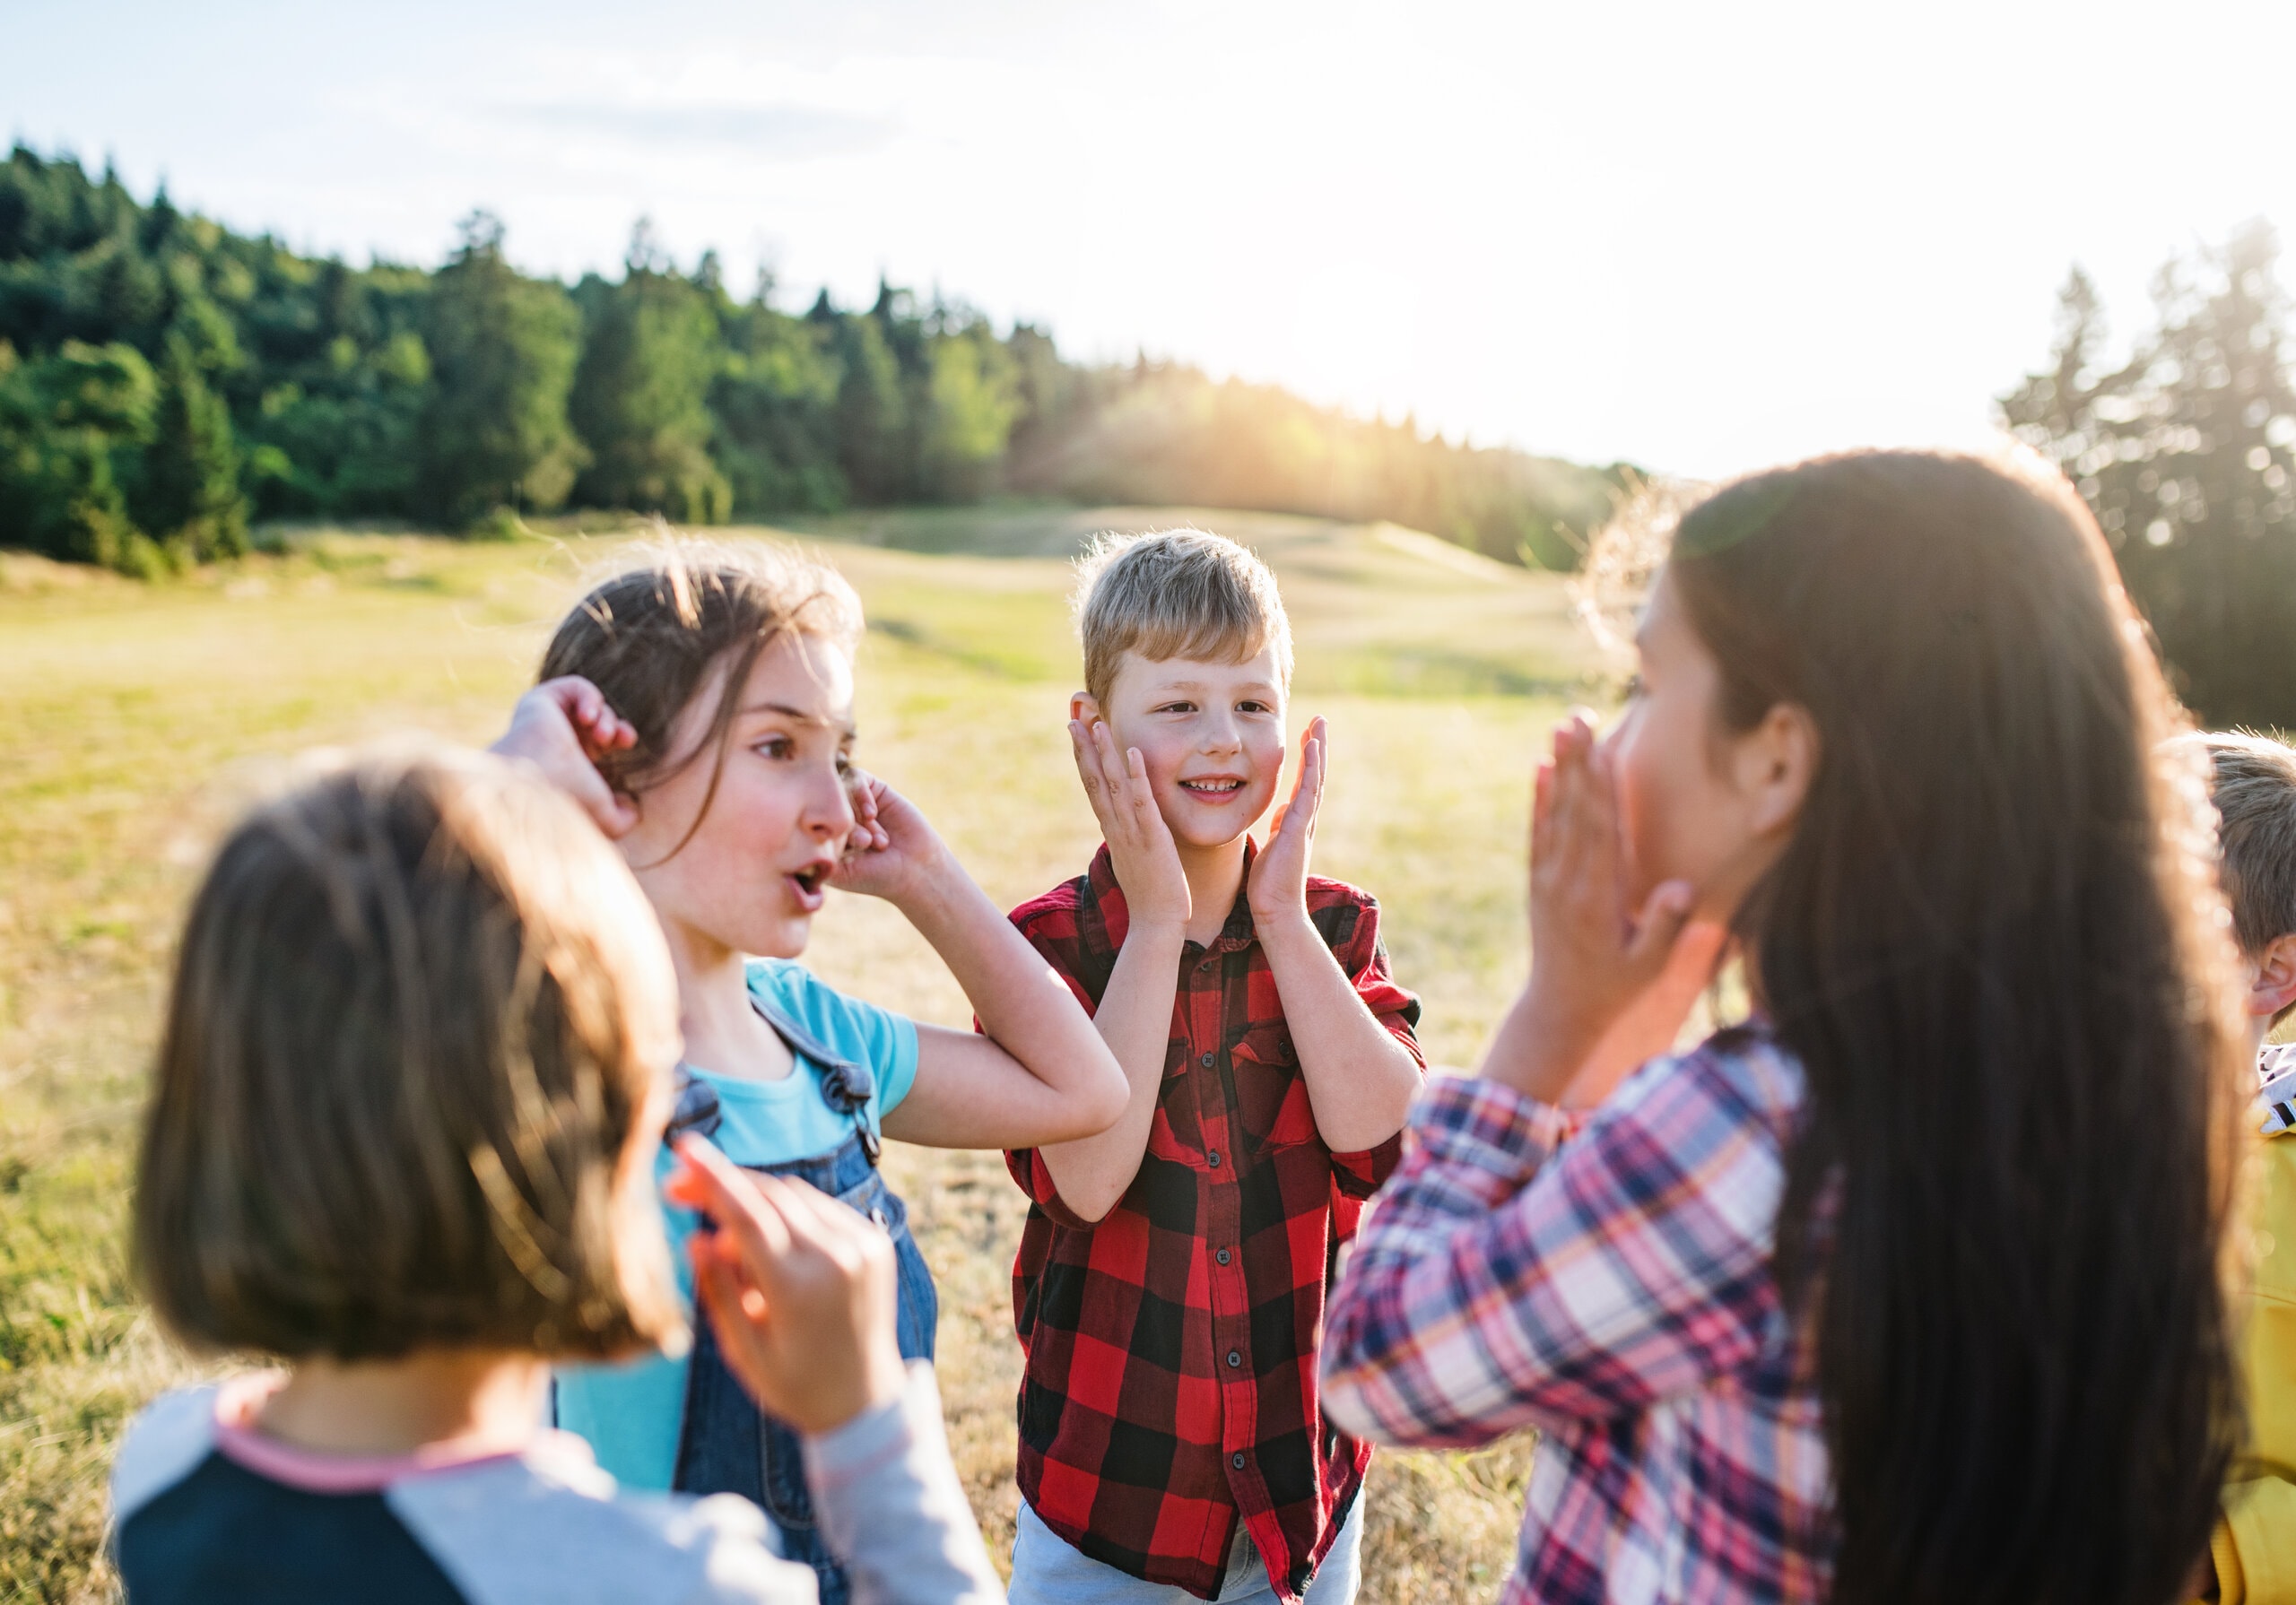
[1667,452,2247,1604]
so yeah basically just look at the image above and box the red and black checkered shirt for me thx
[1004,842,1423,1602]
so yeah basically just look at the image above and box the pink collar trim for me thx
[209,1371,536,1493]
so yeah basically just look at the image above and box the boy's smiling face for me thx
[1081,647,1288,852]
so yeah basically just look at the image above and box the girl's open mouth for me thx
[787,863,829,910]
[1178,776,1247,800]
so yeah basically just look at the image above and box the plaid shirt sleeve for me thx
[1318,885,1422,1200]
[1320,1033,1801,1450]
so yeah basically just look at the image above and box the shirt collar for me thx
[1083,837,1262,956]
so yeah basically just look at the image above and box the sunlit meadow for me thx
[0,506,1609,1602]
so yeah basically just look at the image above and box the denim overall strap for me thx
[745,982,883,1164]
[669,1017,937,1605]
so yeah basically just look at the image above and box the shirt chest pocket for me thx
[1141,1027,1319,1170]
[1231,1023,1319,1154]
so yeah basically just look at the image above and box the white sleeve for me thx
[109,1385,221,1528]
[801,1364,1005,1605]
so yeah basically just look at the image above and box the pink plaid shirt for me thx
[1320,1026,1836,1603]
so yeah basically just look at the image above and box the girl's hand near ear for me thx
[1481,711,1718,1105]
[491,677,640,838]
[828,771,952,908]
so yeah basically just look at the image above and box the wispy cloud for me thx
[501,100,897,159]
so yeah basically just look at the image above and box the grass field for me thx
[0,506,1611,1603]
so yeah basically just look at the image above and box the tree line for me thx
[2003,220,2296,726]
[0,145,1625,577]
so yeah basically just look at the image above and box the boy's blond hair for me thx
[135,747,685,1362]
[1075,529,1292,708]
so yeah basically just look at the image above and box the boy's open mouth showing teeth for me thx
[787,863,831,907]
[1178,777,1245,796]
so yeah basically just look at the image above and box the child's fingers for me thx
[1071,721,1119,827]
[1290,719,1327,835]
[1123,747,1161,835]
[1531,757,1556,863]
[846,770,890,853]
[1624,880,1696,970]
[697,1238,768,1330]
[569,765,640,840]
[671,1136,796,1265]
[1549,717,1617,863]
[740,1171,874,1274]
[1067,721,1100,796]
[1094,724,1133,812]
[693,1245,789,1410]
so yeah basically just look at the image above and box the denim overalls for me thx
[665,994,939,1605]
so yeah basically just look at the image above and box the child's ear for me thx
[1071,691,1102,726]
[1742,701,1819,838]
[2251,933,2296,1020]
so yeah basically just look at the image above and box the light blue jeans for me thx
[1008,1497,1363,1605]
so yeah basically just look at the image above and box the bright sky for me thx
[11,0,2294,478]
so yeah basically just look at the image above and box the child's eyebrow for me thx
[738,700,856,735]
[1150,679,1281,697]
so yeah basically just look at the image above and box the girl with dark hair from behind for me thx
[1321,450,2249,1605]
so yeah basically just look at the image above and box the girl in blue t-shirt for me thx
[493,541,1126,1604]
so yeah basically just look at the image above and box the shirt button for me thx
[1226,1349,1242,1368]
[1215,1247,1231,1266]
[1207,1150,1222,1168]
[1231,1452,1248,1471]
[1200,1052,1215,1068]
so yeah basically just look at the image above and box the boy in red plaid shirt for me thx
[1003,530,1425,1604]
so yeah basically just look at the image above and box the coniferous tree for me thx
[139,329,247,559]
[831,312,908,501]
[2005,223,2296,724]
[568,222,729,521]
[709,271,846,514]
[416,211,584,524]
[918,314,1021,501]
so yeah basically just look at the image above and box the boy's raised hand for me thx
[1072,718,1190,930]
[666,1135,908,1436]
[491,676,640,838]
[1247,716,1327,925]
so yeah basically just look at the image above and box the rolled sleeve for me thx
[1003,1146,1093,1230]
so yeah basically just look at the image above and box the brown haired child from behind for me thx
[110,748,1004,1605]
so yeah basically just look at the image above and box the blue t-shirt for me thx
[554,959,920,1490]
